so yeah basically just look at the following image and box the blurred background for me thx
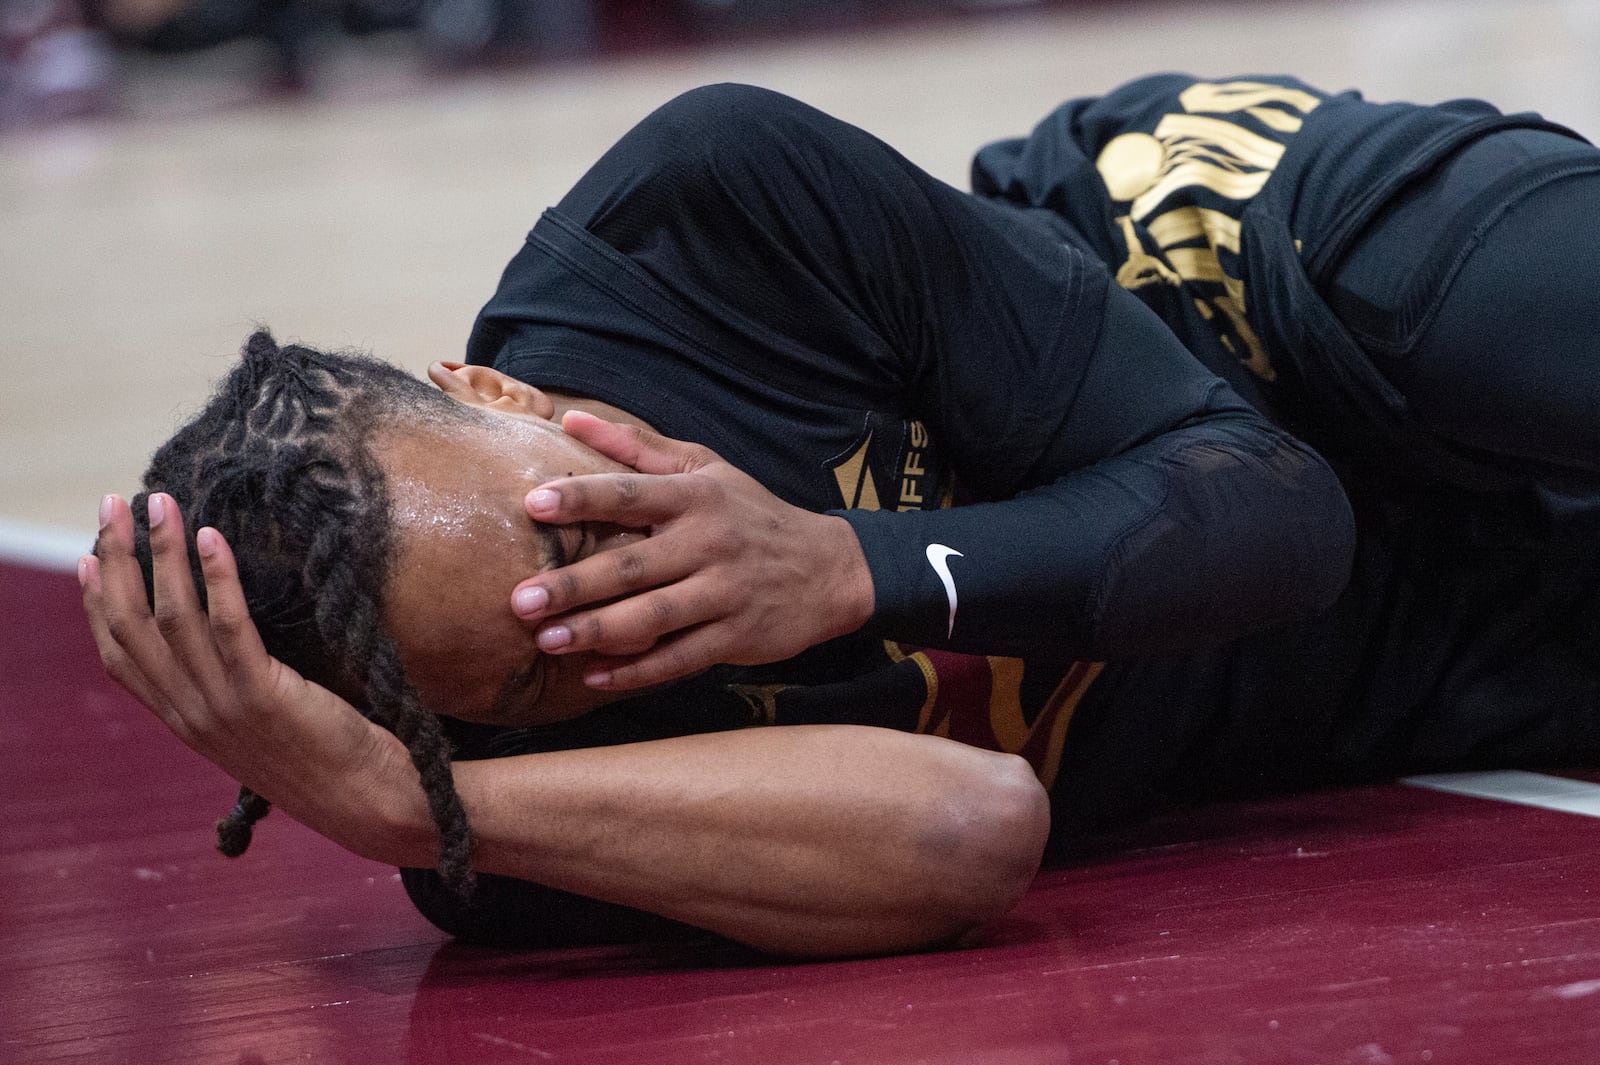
[3,0,1599,564]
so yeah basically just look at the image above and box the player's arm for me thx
[83,497,1048,958]
[445,724,1047,957]
[486,85,1354,681]
[517,283,1351,678]
[832,281,1353,659]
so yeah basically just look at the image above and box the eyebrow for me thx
[530,521,570,570]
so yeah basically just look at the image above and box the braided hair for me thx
[127,329,479,896]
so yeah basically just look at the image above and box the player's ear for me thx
[427,362,556,420]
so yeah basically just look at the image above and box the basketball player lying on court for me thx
[82,77,1600,959]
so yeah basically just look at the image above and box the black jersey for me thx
[409,79,1600,941]
[971,75,1600,825]
[460,83,1355,814]
[972,73,1594,484]
[461,81,1594,826]
[467,84,1349,666]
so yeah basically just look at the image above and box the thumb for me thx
[561,411,715,475]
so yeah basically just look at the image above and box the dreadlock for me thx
[124,329,479,897]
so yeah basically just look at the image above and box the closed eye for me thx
[531,522,583,572]
[560,522,592,568]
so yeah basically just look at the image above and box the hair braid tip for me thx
[215,788,272,858]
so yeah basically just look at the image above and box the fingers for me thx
[195,527,272,679]
[94,495,178,677]
[85,494,267,745]
[513,534,693,621]
[79,551,162,713]
[559,412,716,476]
[528,470,708,529]
[581,624,735,692]
[86,495,208,735]
[533,580,722,659]
[146,494,220,679]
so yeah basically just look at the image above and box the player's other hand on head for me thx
[80,493,421,863]
[510,413,875,692]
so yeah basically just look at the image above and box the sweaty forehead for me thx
[373,428,561,705]
[382,463,568,596]
[373,420,572,563]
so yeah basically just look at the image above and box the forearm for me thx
[382,725,1049,957]
[843,409,1354,658]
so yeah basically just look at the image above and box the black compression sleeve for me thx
[837,280,1355,659]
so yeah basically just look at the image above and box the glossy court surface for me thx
[6,559,1600,1063]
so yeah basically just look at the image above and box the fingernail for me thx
[529,489,559,515]
[513,586,548,616]
[196,528,218,558]
[584,670,612,689]
[537,625,572,651]
[99,495,114,528]
[77,556,89,587]
[148,494,165,528]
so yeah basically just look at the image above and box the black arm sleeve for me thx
[842,279,1355,658]
[486,84,1355,660]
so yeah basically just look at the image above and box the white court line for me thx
[0,518,93,573]
[1404,770,1600,820]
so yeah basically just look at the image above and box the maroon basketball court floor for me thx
[5,558,1600,1063]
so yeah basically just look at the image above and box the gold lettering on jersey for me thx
[1096,130,1165,201]
[1126,115,1282,220]
[1096,80,1323,383]
[830,421,934,512]
[1176,80,1321,120]
[896,420,930,511]
[1248,106,1307,134]
[1113,215,1183,291]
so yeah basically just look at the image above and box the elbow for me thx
[1220,426,1357,618]
[1241,439,1357,626]
[1091,431,1356,655]
[915,752,1050,940]
[727,745,1049,961]
[969,754,1053,918]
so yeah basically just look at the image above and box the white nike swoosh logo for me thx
[925,543,964,638]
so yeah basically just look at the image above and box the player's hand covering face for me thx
[504,413,876,693]
[373,405,651,725]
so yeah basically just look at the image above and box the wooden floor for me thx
[6,559,1600,1062]
[5,2,1600,1061]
